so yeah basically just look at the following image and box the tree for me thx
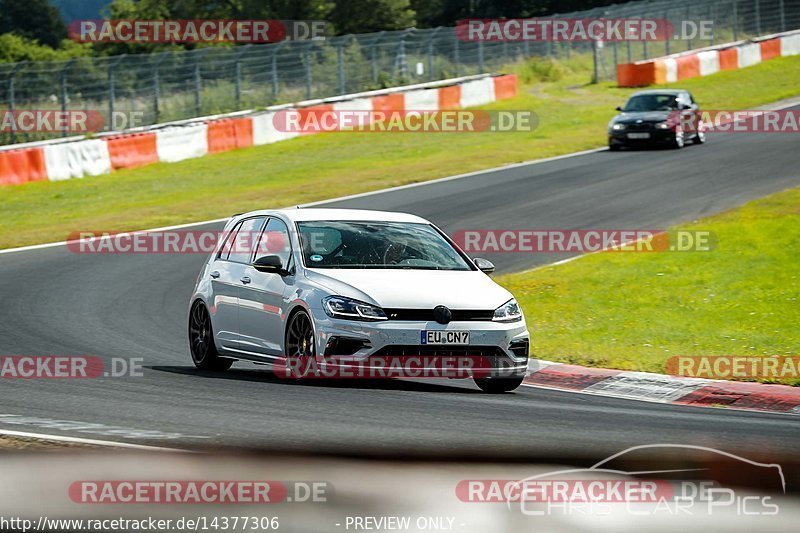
[330,0,416,35]
[0,0,68,48]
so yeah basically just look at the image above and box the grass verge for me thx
[497,186,800,385]
[2,55,800,248]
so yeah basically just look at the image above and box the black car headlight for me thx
[655,122,671,130]
[493,298,522,323]
[323,296,387,321]
[611,123,626,131]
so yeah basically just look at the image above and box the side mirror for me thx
[253,255,289,275]
[615,106,623,112]
[473,257,495,274]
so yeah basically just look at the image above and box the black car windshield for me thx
[623,94,679,112]
[297,221,473,270]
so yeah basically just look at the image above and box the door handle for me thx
[240,276,251,284]
[210,271,220,279]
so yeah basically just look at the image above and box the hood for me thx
[612,110,673,124]
[304,269,513,310]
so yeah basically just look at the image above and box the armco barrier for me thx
[1,73,518,187]
[43,140,112,181]
[404,89,440,111]
[371,94,405,113]
[617,30,800,87]
[493,74,518,100]
[207,118,253,154]
[155,124,208,163]
[0,147,47,185]
[460,78,496,108]
[438,85,461,110]
[252,111,299,145]
[107,133,158,170]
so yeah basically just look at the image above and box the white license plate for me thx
[627,132,651,139]
[421,330,470,345]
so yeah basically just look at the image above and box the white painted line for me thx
[0,429,188,452]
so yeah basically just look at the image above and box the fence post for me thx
[453,30,460,77]
[427,28,442,81]
[478,40,484,73]
[108,55,126,132]
[271,41,285,101]
[686,4,693,50]
[193,49,210,117]
[304,45,313,99]
[337,38,349,94]
[779,0,786,32]
[60,59,75,138]
[755,0,761,36]
[7,62,25,144]
[709,4,715,46]
[371,32,385,83]
[665,9,671,55]
[234,44,251,110]
[732,0,738,41]
[152,52,169,124]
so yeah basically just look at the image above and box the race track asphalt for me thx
[1,111,798,472]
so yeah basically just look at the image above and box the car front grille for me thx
[625,122,655,131]
[383,309,495,321]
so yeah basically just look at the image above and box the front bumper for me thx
[308,307,530,379]
[609,129,677,146]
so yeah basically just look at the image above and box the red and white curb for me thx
[524,360,800,415]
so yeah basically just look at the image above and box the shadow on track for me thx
[148,365,482,394]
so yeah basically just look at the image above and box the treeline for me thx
[1,0,623,62]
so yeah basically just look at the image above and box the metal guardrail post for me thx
[234,44,252,110]
[108,55,127,132]
[7,62,26,144]
[779,0,786,32]
[427,28,442,81]
[453,31,460,77]
[304,45,313,99]
[755,0,762,36]
[193,49,211,117]
[271,41,286,101]
[733,0,739,41]
[337,39,347,94]
[60,59,76,138]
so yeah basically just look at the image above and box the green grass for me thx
[2,54,800,249]
[497,187,800,385]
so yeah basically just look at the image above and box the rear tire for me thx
[189,301,233,371]
[693,129,706,144]
[474,376,525,393]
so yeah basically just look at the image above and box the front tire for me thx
[189,301,233,371]
[283,310,317,379]
[671,131,685,149]
[474,376,525,393]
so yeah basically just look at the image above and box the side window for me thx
[256,218,292,268]
[218,220,243,260]
[227,217,266,264]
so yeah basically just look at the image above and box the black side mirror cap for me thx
[615,106,623,111]
[253,255,290,275]
[473,257,495,274]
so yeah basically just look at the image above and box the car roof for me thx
[235,207,430,224]
[629,89,687,96]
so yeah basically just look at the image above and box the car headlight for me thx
[655,122,671,130]
[323,296,387,321]
[493,298,522,323]
[611,123,626,131]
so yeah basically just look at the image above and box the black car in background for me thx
[608,89,706,150]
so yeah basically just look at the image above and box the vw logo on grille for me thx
[433,305,452,324]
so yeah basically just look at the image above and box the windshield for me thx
[297,221,473,270]
[622,94,679,112]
